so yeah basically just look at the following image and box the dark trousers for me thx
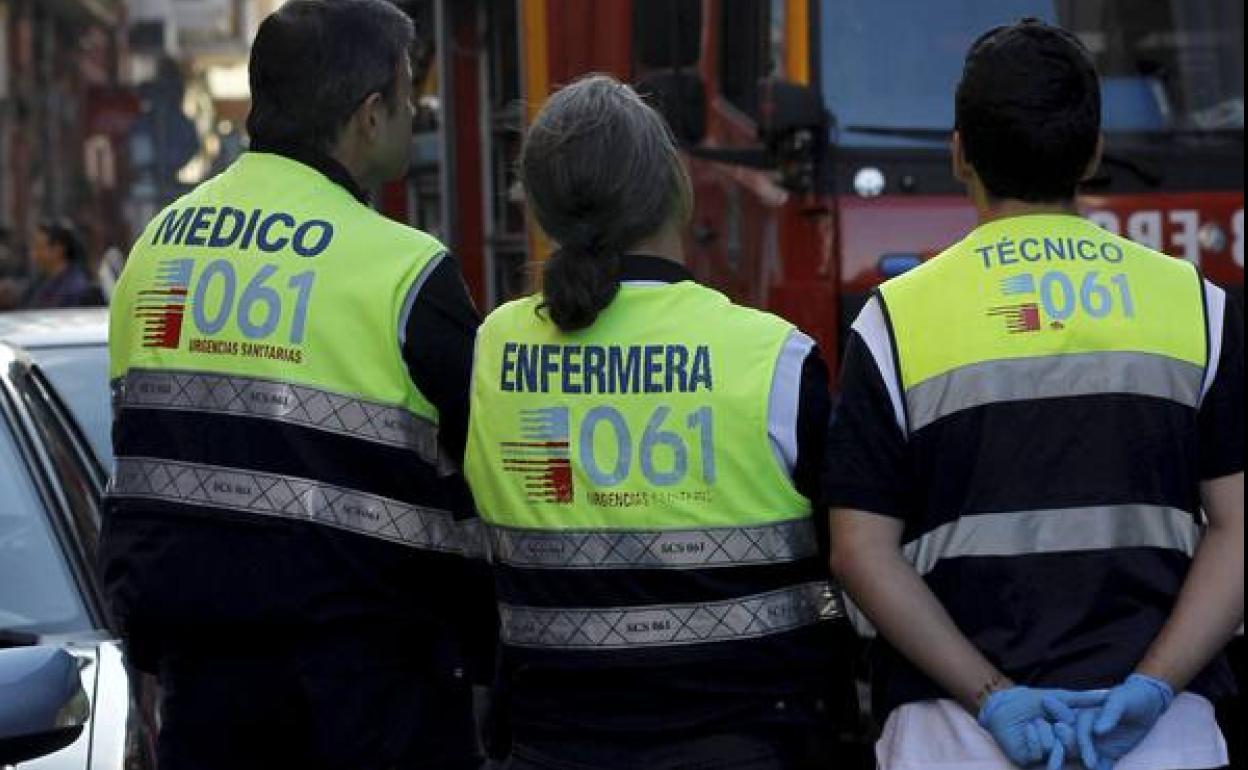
[498,730,808,770]
[156,647,482,770]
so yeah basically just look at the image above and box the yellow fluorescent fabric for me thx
[879,214,1206,392]
[465,282,810,532]
[110,152,441,422]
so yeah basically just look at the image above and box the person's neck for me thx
[329,142,377,193]
[975,196,1079,226]
[628,227,686,265]
[253,138,369,205]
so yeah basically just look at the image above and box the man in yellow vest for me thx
[103,2,486,768]
[826,19,1242,770]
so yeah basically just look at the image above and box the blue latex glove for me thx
[1042,692,1110,770]
[979,687,1108,767]
[1073,674,1175,770]
[1050,720,1079,770]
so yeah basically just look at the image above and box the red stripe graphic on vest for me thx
[501,407,573,503]
[138,259,194,348]
[987,303,1042,333]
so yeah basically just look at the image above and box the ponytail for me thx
[539,234,620,332]
[521,74,687,333]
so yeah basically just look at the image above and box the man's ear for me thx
[349,92,386,144]
[951,130,971,184]
[1081,133,1105,182]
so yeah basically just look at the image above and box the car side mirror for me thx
[0,646,90,764]
[757,78,831,193]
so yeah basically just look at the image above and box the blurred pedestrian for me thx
[21,219,106,308]
[825,19,1241,770]
[102,1,487,769]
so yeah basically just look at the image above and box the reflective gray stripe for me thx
[903,504,1201,577]
[458,517,488,560]
[818,583,846,621]
[500,581,826,650]
[398,251,445,351]
[851,297,906,433]
[768,329,814,476]
[489,518,817,569]
[1201,280,1226,404]
[906,352,1203,432]
[116,369,440,462]
[845,504,1203,639]
[110,457,474,553]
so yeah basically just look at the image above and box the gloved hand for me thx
[1073,674,1174,770]
[979,686,1107,767]
[1040,691,1110,770]
[1039,700,1108,770]
[1050,719,1080,770]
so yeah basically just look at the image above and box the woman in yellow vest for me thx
[464,75,835,769]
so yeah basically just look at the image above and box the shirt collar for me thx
[247,139,369,205]
[618,253,694,284]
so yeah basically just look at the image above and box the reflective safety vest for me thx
[108,152,467,554]
[871,212,1219,704]
[465,280,824,653]
[880,213,1206,433]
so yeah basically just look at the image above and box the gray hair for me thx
[521,74,692,331]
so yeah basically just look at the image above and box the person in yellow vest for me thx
[464,74,834,770]
[825,19,1243,770]
[102,2,487,768]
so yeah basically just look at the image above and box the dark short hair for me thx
[955,19,1101,202]
[246,0,414,150]
[37,219,85,265]
[521,74,692,332]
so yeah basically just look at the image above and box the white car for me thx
[0,318,156,769]
[0,309,111,469]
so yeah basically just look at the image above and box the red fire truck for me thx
[384,2,1243,760]
[398,0,1243,385]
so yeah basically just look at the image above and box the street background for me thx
[0,2,1240,766]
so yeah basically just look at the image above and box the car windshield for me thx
[0,416,92,636]
[821,0,1245,147]
[29,345,112,470]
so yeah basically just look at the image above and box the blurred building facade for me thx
[0,0,131,278]
[0,0,282,289]
[124,0,275,237]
